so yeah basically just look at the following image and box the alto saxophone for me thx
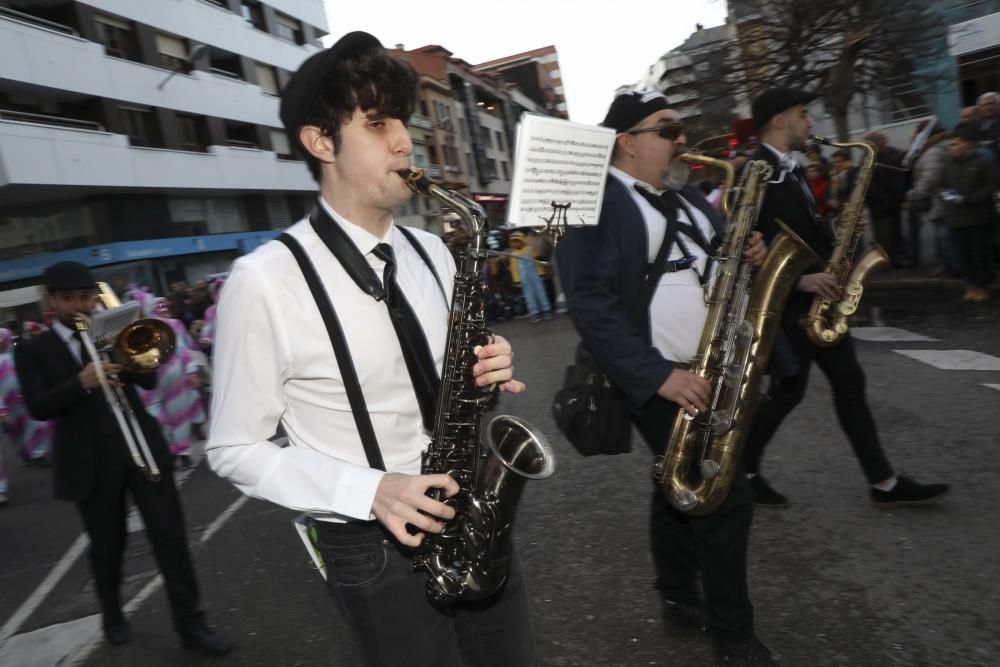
[397,167,556,604]
[655,155,819,515]
[802,135,888,346]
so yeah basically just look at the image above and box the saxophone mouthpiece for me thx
[396,167,432,195]
[810,134,833,146]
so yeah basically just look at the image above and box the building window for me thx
[255,63,280,95]
[177,114,207,152]
[495,130,504,152]
[209,50,245,80]
[459,117,468,141]
[240,0,265,30]
[225,121,259,148]
[501,161,509,181]
[270,128,292,157]
[155,33,188,71]
[274,12,304,44]
[481,125,493,148]
[119,106,158,147]
[486,158,498,180]
[465,152,476,179]
[95,14,139,62]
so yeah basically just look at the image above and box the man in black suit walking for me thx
[14,261,231,655]
[741,88,949,508]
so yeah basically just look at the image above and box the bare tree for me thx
[727,0,941,140]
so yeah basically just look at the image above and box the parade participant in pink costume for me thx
[132,294,206,466]
[0,396,9,504]
[0,327,53,464]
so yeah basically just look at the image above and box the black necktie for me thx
[71,329,90,366]
[371,243,440,432]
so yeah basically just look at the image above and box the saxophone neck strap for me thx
[277,232,386,472]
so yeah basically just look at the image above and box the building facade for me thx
[0,0,326,315]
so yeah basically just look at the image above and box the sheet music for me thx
[90,302,140,346]
[506,114,615,227]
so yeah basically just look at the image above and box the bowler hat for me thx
[43,261,96,293]
[752,87,817,130]
[279,31,382,137]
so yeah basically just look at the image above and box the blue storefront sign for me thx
[0,230,281,285]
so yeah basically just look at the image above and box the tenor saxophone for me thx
[397,167,556,604]
[655,155,819,515]
[802,135,888,346]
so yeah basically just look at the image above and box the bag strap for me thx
[396,225,448,306]
[277,233,386,472]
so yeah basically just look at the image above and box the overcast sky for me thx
[322,0,729,125]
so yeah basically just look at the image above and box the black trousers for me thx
[953,223,996,288]
[743,323,894,485]
[634,397,755,640]
[75,452,203,634]
[313,519,538,667]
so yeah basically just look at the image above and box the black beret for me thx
[751,87,817,130]
[951,122,981,142]
[279,31,382,138]
[43,261,96,293]
[601,91,671,133]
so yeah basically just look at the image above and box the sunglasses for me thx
[626,121,684,141]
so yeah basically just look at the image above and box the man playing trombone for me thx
[13,261,231,656]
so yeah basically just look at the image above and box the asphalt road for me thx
[0,283,997,666]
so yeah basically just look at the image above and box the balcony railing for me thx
[0,109,104,132]
[226,139,260,149]
[0,6,78,36]
[409,113,433,130]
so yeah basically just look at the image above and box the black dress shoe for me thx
[103,618,131,646]
[181,626,234,657]
[870,475,950,507]
[661,598,707,632]
[748,475,789,508]
[712,634,778,666]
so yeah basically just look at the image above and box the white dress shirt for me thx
[206,197,455,523]
[607,166,717,363]
[51,319,82,365]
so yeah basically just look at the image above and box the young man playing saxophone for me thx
[206,32,537,667]
[557,91,775,666]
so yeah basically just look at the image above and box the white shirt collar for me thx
[317,196,395,257]
[762,142,798,171]
[609,165,663,196]
[51,319,76,345]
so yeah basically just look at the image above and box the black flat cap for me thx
[44,261,96,293]
[752,87,817,130]
[279,31,382,137]
[602,90,670,133]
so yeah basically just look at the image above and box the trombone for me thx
[74,284,177,481]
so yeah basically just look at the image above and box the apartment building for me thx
[0,0,326,315]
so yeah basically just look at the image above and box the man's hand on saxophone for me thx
[658,369,710,418]
[797,272,842,301]
[372,473,459,547]
[744,231,768,267]
[472,334,525,393]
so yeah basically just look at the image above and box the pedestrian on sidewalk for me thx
[904,123,958,276]
[13,262,232,656]
[508,231,553,323]
[742,87,950,509]
[206,32,535,667]
[938,122,998,303]
[557,90,774,666]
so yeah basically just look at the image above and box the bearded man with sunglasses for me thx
[557,91,775,666]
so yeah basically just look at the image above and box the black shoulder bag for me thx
[552,192,684,456]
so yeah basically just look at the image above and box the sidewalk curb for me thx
[866,277,966,293]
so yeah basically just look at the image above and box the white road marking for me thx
[851,327,938,342]
[894,349,1000,371]
[983,384,1000,392]
[0,444,203,648]
[0,493,249,667]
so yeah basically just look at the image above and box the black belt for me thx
[311,518,381,540]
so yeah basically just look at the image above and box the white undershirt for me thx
[206,197,455,523]
[608,167,717,363]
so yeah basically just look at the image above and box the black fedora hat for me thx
[43,261,96,293]
[752,87,817,130]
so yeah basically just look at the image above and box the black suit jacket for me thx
[14,328,169,502]
[751,146,834,322]
[556,173,726,411]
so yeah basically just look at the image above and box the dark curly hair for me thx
[290,50,418,182]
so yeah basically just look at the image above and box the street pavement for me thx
[0,278,997,666]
